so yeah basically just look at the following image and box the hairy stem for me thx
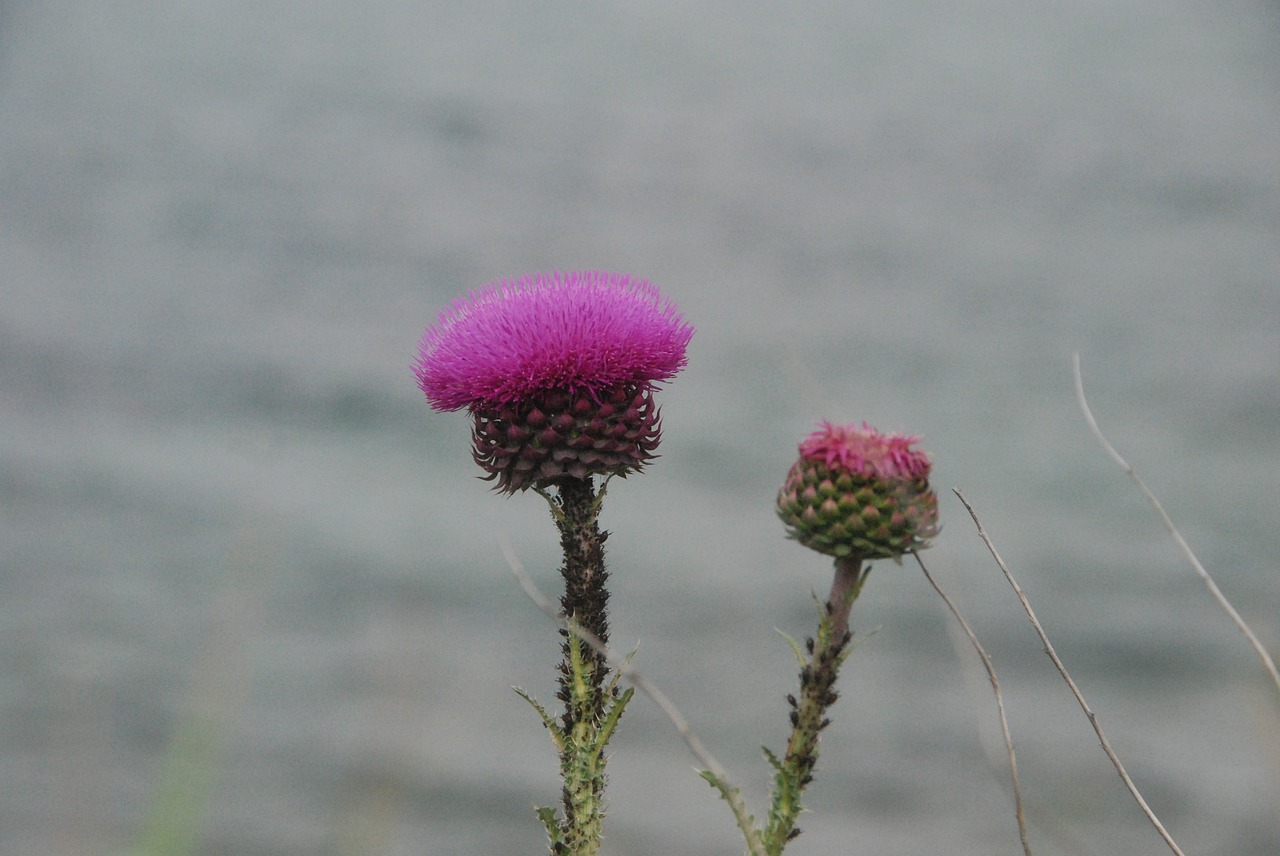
[554,477,611,721]
[545,476,618,856]
[502,539,766,856]
[763,555,866,854]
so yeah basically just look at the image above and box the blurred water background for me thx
[2,2,1279,854]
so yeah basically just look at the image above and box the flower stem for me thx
[554,477,611,708]
[763,554,866,854]
[539,476,626,856]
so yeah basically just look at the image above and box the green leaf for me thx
[605,648,637,698]
[534,805,561,844]
[513,687,565,752]
[699,772,748,814]
[761,745,785,775]
[590,686,635,762]
[532,485,568,526]
[773,628,808,666]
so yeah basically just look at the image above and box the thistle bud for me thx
[777,421,939,559]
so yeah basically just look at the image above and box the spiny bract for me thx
[471,384,661,493]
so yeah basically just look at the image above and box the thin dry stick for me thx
[915,552,1032,856]
[499,537,767,856]
[953,489,1187,856]
[1073,353,1280,704]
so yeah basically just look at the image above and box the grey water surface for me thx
[2,2,1278,854]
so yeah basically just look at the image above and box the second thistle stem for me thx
[824,554,864,645]
[763,554,866,854]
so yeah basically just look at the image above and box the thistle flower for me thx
[414,271,694,493]
[777,421,939,560]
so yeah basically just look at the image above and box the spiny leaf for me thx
[605,648,637,697]
[761,745,785,775]
[534,805,561,843]
[513,687,565,751]
[590,686,635,762]
[699,773,747,812]
[774,627,808,666]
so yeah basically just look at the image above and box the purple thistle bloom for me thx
[415,271,693,412]
[414,271,694,492]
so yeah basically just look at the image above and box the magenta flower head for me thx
[414,270,694,493]
[777,421,939,560]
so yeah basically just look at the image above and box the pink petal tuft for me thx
[798,421,931,481]
[413,271,694,411]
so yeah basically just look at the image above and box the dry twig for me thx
[915,552,1032,856]
[954,489,1187,856]
[1073,354,1280,705]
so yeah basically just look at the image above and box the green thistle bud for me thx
[777,421,939,559]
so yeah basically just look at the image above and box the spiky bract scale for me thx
[777,422,939,559]
[472,384,661,493]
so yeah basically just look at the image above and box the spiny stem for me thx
[502,537,764,856]
[825,554,865,643]
[763,554,866,854]
[530,477,619,856]
[550,477,612,719]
